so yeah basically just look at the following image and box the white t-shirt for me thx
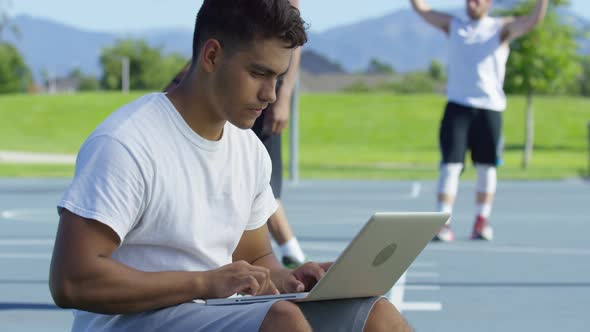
[58,93,277,326]
[446,16,510,112]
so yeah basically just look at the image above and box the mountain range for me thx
[3,7,589,81]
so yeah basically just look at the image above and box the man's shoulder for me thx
[92,93,169,140]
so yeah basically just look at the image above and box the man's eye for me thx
[252,71,266,77]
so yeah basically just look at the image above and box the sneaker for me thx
[282,255,305,269]
[432,225,454,242]
[471,216,493,241]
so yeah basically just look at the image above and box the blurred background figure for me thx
[409,0,549,242]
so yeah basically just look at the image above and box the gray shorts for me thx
[71,297,383,332]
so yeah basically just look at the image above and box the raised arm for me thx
[409,0,453,34]
[50,210,278,314]
[501,0,549,43]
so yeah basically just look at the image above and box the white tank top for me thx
[446,16,509,112]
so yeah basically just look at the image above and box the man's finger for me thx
[239,275,260,295]
[285,276,305,293]
[300,262,326,280]
[318,262,333,272]
[251,270,273,294]
[271,120,281,134]
[274,120,287,134]
[264,280,280,295]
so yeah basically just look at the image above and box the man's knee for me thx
[365,298,413,332]
[260,301,311,332]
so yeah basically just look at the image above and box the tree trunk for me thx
[522,91,534,169]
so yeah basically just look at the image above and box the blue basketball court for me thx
[1,178,588,331]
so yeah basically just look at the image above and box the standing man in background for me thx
[165,0,307,267]
[251,0,306,268]
[409,0,548,241]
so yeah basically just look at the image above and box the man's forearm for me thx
[251,251,284,272]
[502,0,548,42]
[408,0,450,33]
[51,257,207,314]
[278,46,301,103]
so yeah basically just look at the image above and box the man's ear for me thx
[200,39,223,73]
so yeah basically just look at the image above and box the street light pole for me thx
[288,75,300,184]
[121,56,130,94]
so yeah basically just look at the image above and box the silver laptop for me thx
[206,212,449,306]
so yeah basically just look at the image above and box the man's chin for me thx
[467,7,487,20]
[228,119,256,130]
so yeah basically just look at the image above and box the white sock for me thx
[280,237,305,262]
[477,203,492,219]
[437,202,453,225]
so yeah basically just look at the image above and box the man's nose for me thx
[259,80,277,104]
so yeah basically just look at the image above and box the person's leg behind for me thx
[435,102,473,241]
[468,108,502,240]
[252,113,306,266]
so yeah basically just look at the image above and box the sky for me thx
[5,0,590,33]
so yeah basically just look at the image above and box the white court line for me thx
[407,272,439,278]
[0,239,54,246]
[429,245,590,256]
[410,182,421,198]
[1,209,56,223]
[388,272,406,309]
[411,262,438,268]
[388,273,443,312]
[0,253,51,259]
[401,302,442,311]
[405,285,441,291]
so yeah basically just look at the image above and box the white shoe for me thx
[432,225,454,242]
[471,216,493,241]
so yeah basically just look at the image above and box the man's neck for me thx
[468,13,489,22]
[166,81,225,141]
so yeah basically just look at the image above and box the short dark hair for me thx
[192,0,307,61]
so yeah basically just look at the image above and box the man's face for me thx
[466,0,492,20]
[211,38,292,129]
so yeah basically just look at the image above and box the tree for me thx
[428,60,445,81]
[379,72,438,94]
[0,42,31,93]
[366,58,395,74]
[496,0,582,168]
[148,52,188,90]
[68,68,100,91]
[100,39,188,91]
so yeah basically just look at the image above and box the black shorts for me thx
[439,102,502,165]
[252,105,283,199]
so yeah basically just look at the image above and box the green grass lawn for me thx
[0,92,588,179]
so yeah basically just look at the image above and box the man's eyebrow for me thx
[250,63,288,77]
